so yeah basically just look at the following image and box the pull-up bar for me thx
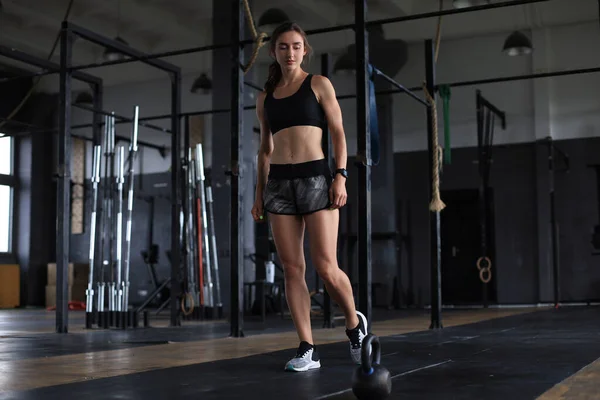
[372,67,429,107]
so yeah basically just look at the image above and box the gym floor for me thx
[1,306,598,399]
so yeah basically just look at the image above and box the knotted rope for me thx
[241,0,269,74]
[423,0,446,212]
[422,85,446,212]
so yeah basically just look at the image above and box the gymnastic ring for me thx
[479,267,492,284]
[180,292,195,316]
[476,256,491,271]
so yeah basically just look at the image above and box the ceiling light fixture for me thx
[502,31,533,56]
[190,73,212,94]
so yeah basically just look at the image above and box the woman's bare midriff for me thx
[270,125,324,164]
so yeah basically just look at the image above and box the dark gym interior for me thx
[1,0,600,399]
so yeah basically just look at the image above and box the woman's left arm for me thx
[314,75,347,209]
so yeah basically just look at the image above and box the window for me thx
[0,135,14,253]
[0,136,12,175]
[0,185,11,253]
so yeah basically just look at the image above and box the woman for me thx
[251,22,368,372]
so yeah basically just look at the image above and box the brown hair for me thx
[264,22,313,94]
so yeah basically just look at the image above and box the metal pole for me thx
[244,81,263,91]
[321,52,334,329]
[195,144,213,310]
[181,120,190,312]
[425,39,442,330]
[356,0,372,327]
[187,152,200,311]
[477,91,489,308]
[91,81,103,327]
[170,70,182,327]
[97,115,108,328]
[115,146,125,326]
[372,67,429,107]
[181,119,193,312]
[548,138,561,308]
[85,145,101,328]
[230,0,244,338]
[104,114,116,327]
[440,67,600,89]
[206,177,222,316]
[107,113,117,327]
[56,21,73,334]
[122,106,139,326]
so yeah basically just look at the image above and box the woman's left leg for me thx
[303,208,368,363]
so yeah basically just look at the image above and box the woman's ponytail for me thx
[264,61,282,94]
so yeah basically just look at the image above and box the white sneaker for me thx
[284,341,321,372]
[346,311,368,364]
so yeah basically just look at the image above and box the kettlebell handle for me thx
[361,333,381,375]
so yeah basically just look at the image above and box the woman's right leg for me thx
[269,213,320,371]
[269,213,311,343]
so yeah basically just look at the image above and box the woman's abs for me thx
[270,126,324,164]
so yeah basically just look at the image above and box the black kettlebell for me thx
[352,333,392,400]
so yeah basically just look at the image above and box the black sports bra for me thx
[263,74,326,135]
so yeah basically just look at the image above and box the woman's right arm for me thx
[255,91,273,201]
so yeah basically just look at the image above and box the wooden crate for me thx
[0,264,20,308]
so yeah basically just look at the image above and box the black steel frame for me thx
[424,40,443,329]
[26,0,549,74]
[475,90,506,309]
[56,21,182,333]
[0,43,103,334]
[0,46,166,154]
[547,137,560,309]
[355,5,441,329]
[545,137,569,307]
[230,0,244,338]
[355,0,372,328]
[321,52,334,329]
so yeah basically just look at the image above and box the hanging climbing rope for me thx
[422,0,447,212]
[241,0,269,74]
